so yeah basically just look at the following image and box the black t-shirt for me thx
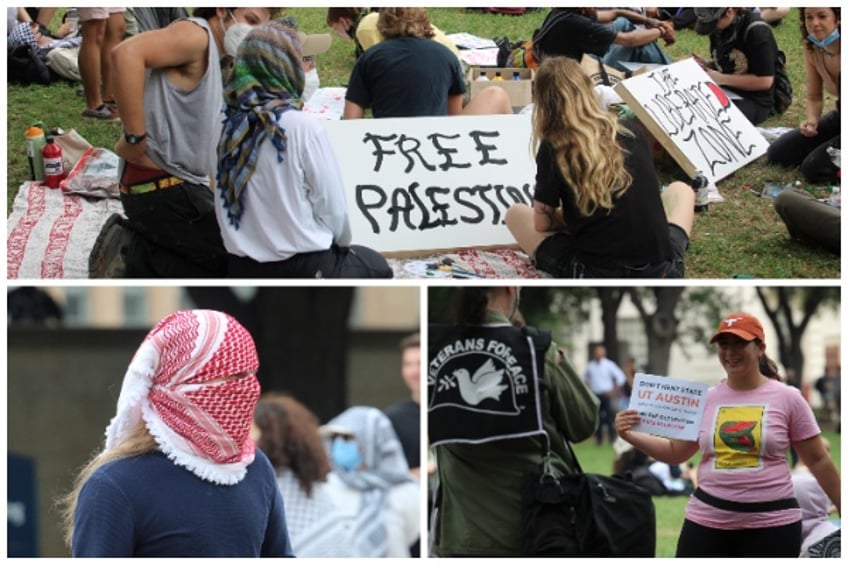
[384,399,420,469]
[345,36,466,118]
[533,10,617,62]
[533,119,672,265]
[709,11,776,111]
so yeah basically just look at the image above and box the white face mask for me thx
[224,21,253,57]
[302,68,320,102]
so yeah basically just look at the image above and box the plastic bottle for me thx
[66,8,80,37]
[42,135,65,189]
[25,123,46,181]
[691,174,709,213]
[492,71,504,81]
[476,71,489,81]
[512,71,521,80]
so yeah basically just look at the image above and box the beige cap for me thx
[297,32,332,57]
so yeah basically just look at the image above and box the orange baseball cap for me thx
[710,312,765,343]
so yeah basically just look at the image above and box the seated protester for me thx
[773,188,840,255]
[598,8,675,72]
[530,8,674,67]
[693,8,777,125]
[343,8,511,119]
[334,8,464,65]
[767,8,840,185]
[326,7,374,59]
[107,8,275,278]
[505,56,695,279]
[216,22,392,279]
[793,471,840,557]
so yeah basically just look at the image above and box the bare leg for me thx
[101,12,126,102]
[661,181,695,236]
[79,18,107,110]
[506,203,554,258]
[462,85,513,115]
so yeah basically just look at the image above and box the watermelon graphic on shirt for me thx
[718,421,757,453]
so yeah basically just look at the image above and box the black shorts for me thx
[534,223,689,278]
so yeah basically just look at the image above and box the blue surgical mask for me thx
[808,28,840,49]
[330,437,362,471]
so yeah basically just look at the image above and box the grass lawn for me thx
[6,8,839,278]
[572,428,841,557]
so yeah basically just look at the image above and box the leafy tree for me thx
[755,287,840,383]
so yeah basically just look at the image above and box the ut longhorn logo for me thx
[723,317,743,328]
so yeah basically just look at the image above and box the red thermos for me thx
[42,135,65,189]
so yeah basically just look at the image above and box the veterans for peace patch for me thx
[428,324,547,446]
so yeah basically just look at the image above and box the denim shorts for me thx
[535,223,689,279]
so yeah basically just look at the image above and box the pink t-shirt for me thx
[685,378,820,529]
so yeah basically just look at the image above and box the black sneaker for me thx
[89,214,133,278]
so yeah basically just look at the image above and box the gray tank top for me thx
[144,17,222,186]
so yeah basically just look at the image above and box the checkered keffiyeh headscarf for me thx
[105,310,261,485]
[217,20,305,230]
[328,407,413,557]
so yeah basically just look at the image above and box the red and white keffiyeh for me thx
[105,309,261,485]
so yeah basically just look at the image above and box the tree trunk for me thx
[186,287,354,422]
[596,288,626,364]
[629,287,684,376]
[756,287,828,384]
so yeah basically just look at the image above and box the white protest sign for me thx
[630,373,709,441]
[321,114,535,254]
[615,58,769,183]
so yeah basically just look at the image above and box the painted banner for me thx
[615,57,769,183]
[630,373,709,441]
[322,114,535,254]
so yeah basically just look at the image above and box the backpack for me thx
[745,20,793,115]
[7,44,53,85]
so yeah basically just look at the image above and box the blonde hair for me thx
[377,8,434,39]
[531,56,633,216]
[59,424,158,549]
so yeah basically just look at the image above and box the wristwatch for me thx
[124,132,147,145]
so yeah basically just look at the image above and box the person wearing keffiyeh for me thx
[321,406,420,557]
[214,21,392,279]
[60,310,294,557]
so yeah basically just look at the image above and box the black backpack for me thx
[8,44,53,85]
[745,20,793,115]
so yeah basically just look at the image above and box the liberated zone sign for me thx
[630,373,709,441]
[322,114,535,254]
[615,57,769,183]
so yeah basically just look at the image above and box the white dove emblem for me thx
[453,358,508,406]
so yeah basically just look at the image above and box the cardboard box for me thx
[468,66,533,108]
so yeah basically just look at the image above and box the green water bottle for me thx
[25,122,46,181]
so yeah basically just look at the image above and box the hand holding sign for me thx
[627,373,709,441]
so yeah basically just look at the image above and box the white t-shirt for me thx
[216,109,352,262]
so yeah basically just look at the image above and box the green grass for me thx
[7,8,839,278]
[572,429,841,557]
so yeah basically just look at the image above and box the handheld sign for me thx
[321,114,535,255]
[630,373,709,441]
[614,58,769,183]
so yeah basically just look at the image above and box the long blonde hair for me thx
[58,424,158,549]
[531,56,633,216]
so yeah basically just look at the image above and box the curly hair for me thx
[799,8,841,51]
[531,56,633,217]
[253,393,330,497]
[377,8,434,39]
